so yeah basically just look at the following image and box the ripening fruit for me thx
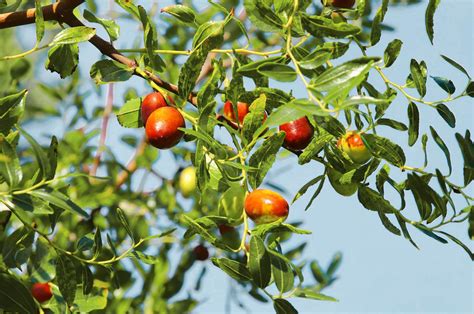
[244,189,289,224]
[223,101,249,124]
[193,244,209,261]
[31,282,53,303]
[145,107,185,149]
[323,0,356,9]
[179,166,197,198]
[279,117,314,151]
[327,167,358,196]
[337,131,371,164]
[141,92,169,125]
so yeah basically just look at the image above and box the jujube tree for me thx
[0,0,472,313]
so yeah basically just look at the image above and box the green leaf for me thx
[218,185,246,222]
[407,173,447,220]
[413,224,447,244]
[90,60,134,84]
[50,26,96,46]
[161,4,197,25]
[455,131,474,186]
[327,252,343,276]
[292,175,324,203]
[310,260,328,284]
[440,55,470,79]
[298,50,331,70]
[138,5,165,72]
[47,136,58,180]
[0,136,21,188]
[312,57,376,92]
[237,56,287,79]
[376,118,408,131]
[425,0,441,44]
[298,130,333,165]
[0,89,27,134]
[407,102,419,146]
[83,9,120,41]
[34,0,44,44]
[363,134,406,167]
[0,272,38,313]
[410,59,427,97]
[73,287,107,312]
[340,96,390,108]
[435,231,474,261]
[19,128,51,183]
[77,236,94,252]
[56,254,77,305]
[115,207,135,242]
[273,298,298,314]
[178,21,224,99]
[243,94,267,143]
[92,227,102,259]
[304,175,326,211]
[130,251,159,264]
[431,76,455,94]
[211,257,252,281]
[302,14,361,38]
[370,0,389,45]
[435,104,456,128]
[430,126,452,175]
[358,185,397,214]
[383,39,402,68]
[294,288,338,302]
[377,211,401,236]
[181,215,219,245]
[45,44,79,78]
[257,63,297,82]
[269,250,294,293]
[30,189,89,218]
[465,81,474,97]
[243,0,283,32]
[249,236,271,288]
[116,97,142,128]
[395,213,419,249]
[248,132,285,189]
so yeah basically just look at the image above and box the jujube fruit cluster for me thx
[244,189,289,224]
[31,282,53,303]
[141,92,185,150]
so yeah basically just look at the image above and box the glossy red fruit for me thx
[244,189,289,224]
[31,282,53,303]
[193,244,209,261]
[223,101,250,124]
[337,131,372,164]
[141,92,169,124]
[323,0,356,9]
[145,107,185,149]
[279,117,314,151]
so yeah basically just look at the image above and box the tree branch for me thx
[0,0,84,28]
[0,0,198,106]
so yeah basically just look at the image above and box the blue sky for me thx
[21,0,473,313]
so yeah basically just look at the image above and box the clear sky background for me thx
[20,0,473,313]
